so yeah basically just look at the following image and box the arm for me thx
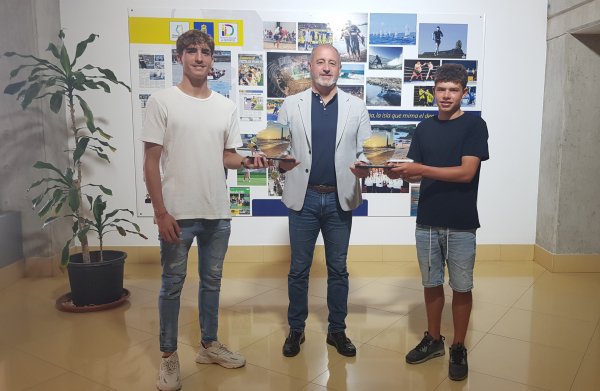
[223,148,267,170]
[143,142,180,243]
[387,155,481,183]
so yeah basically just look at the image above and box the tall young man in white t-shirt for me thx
[141,30,266,391]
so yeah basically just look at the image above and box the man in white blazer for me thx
[277,44,371,358]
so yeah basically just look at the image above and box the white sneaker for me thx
[157,352,181,391]
[195,341,246,369]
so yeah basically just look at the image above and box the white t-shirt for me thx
[140,87,242,220]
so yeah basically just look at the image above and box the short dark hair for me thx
[176,30,214,56]
[434,63,468,89]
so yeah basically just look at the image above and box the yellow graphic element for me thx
[129,17,244,46]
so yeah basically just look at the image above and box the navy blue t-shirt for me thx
[407,113,489,229]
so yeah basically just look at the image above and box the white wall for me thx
[59,0,548,246]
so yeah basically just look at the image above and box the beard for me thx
[313,74,339,88]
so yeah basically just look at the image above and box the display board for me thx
[128,9,484,217]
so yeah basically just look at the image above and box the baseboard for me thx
[0,260,25,289]
[89,244,536,264]
[534,245,600,272]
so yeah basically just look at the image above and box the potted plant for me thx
[3,30,146,310]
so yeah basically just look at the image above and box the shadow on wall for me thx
[0,109,71,258]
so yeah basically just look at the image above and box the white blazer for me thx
[277,88,372,211]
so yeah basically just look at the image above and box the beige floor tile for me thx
[0,344,66,391]
[177,307,286,351]
[182,363,309,391]
[0,291,75,347]
[366,315,486,355]
[348,281,423,315]
[299,383,330,391]
[473,278,530,306]
[3,275,70,305]
[434,370,548,390]
[490,308,597,352]
[123,274,162,293]
[23,372,114,391]
[312,343,447,391]
[306,302,404,343]
[16,314,154,372]
[514,272,600,322]
[570,323,600,391]
[468,334,583,390]
[73,338,203,391]
[230,288,327,328]
[409,297,510,333]
[7,258,600,391]
[473,261,545,286]
[239,328,348,381]
[115,296,198,335]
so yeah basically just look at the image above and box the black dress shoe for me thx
[326,331,356,357]
[282,330,305,357]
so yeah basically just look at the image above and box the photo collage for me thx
[130,11,483,217]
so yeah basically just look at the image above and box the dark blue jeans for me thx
[287,189,352,333]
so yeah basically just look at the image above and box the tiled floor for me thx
[1,260,600,390]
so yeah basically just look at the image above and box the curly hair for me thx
[434,63,467,89]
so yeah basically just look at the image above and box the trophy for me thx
[255,121,293,161]
[361,130,412,168]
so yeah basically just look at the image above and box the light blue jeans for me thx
[415,224,476,292]
[288,189,352,333]
[159,219,230,352]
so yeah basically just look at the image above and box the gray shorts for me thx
[415,224,476,292]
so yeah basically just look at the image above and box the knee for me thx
[327,264,349,279]
[161,273,186,298]
[202,262,223,287]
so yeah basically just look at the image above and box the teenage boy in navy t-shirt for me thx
[387,63,489,381]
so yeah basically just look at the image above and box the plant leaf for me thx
[73,137,89,163]
[49,91,63,113]
[61,238,73,267]
[116,226,126,236]
[95,126,112,140]
[72,33,98,66]
[74,95,96,133]
[68,187,80,212]
[95,151,110,162]
[87,184,112,195]
[46,42,61,59]
[42,216,62,228]
[33,161,67,181]
[95,196,107,219]
[59,44,71,75]
[20,82,41,109]
[3,80,27,95]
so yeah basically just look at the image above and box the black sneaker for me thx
[282,330,305,357]
[326,331,357,357]
[449,343,468,381]
[405,331,445,364]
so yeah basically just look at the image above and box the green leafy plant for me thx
[3,30,146,266]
